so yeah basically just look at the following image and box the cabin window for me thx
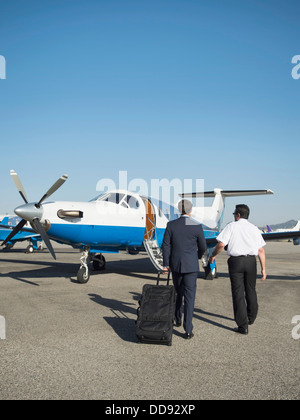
[126,195,140,210]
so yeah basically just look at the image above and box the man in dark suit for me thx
[162,200,207,339]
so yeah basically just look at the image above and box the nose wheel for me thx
[77,266,90,284]
[77,248,106,284]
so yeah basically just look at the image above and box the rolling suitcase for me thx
[136,272,176,346]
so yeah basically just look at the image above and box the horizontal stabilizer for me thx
[180,189,274,198]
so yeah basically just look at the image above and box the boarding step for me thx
[143,239,164,272]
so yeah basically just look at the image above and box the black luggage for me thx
[136,272,176,346]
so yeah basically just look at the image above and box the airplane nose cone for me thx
[15,203,43,222]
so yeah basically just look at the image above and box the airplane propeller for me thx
[10,170,28,203]
[2,170,68,260]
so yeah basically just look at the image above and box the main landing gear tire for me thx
[204,263,217,280]
[77,267,90,284]
[26,245,34,254]
[92,254,106,271]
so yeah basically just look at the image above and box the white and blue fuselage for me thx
[40,191,169,253]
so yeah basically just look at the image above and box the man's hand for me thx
[208,256,215,265]
[258,247,267,281]
[208,242,225,265]
[163,267,171,273]
[261,269,267,281]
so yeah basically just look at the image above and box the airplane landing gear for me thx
[77,247,91,284]
[26,244,34,254]
[202,249,217,280]
[77,266,90,284]
[92,253,106,271]
[77,249,106,283]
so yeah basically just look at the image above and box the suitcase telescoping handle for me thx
[157,270,172,286]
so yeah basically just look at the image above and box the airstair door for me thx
[142,198,164,272]
[142,198,155,241]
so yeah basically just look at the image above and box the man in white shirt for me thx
[209,204,267,335]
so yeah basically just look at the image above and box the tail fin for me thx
[293,221,300,231]
[0,217,9,225]
[180,189,274,229]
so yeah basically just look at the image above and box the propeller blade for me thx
[2,219,27,246]
[31,219,56,260]
[10,170,28,203]
[37,174,68,206]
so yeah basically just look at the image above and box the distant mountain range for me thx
[260,220,298,230]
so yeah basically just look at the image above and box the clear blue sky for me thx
[0,0,299,226]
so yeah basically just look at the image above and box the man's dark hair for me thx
[178,199,193,215]
[235,204,250,219]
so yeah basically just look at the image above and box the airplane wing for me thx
[204,230,300,247]
[262,231,300,242]
[0,223,38,234]
[203,228,300,280]
[0,222,41,246]
[206,237,218,246]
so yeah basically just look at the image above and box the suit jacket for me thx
[162,216,207,274]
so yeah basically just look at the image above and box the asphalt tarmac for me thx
[0,242,299,400]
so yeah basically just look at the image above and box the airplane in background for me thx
[265,221,300,246]
[0,216,43,253]
[2,170,300,283]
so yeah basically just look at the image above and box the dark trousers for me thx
[228,256,258,330]
[172,272,197,334]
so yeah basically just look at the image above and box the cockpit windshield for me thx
[90,192,140,210]
[97,192,125,204]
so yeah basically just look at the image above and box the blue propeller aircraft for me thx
[0,216,43,253]
[2,170,300,283]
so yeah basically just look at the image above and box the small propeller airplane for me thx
[0,216,43,253]
[2,170,300,283]
[265,221,300,245]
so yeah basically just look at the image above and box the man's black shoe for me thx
[234,327,248,335]
[185,333,194,340]
[174,322,182,327]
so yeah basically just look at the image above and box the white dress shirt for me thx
[217,218,266,257]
